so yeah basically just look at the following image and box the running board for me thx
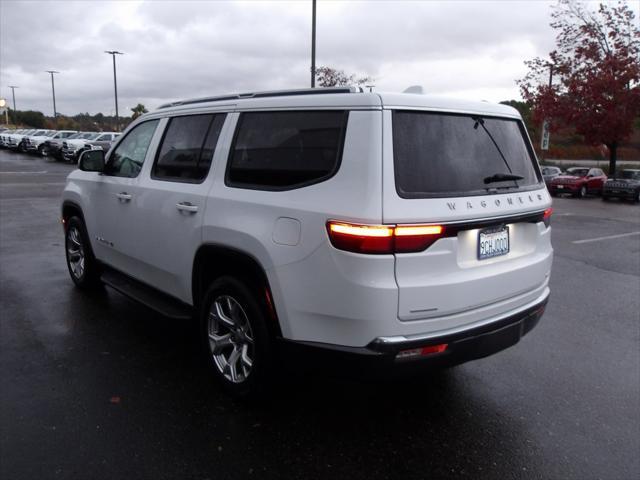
[101,267,193,321]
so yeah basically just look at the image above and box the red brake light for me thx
[327,222,394,254]
[543,207,553,227]
[394,224,444,253]
[327,221,444,254]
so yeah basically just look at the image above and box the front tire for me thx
[39,145,49,157]
[65,216,101,289]
[200,276,273,398]
[577,185,587,198]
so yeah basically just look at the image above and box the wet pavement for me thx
[1,149,639,479]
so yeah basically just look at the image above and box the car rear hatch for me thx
[382,108,552,329]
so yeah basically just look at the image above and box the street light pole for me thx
[311,0,316,88]
[45,71,59,121]
[8,85,18,112]
[105,50,123,129]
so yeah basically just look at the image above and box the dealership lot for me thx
[1,149,638,479]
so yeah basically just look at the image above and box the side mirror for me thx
[79,149,105,172]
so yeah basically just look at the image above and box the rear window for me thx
[226,111,348,190]
[393,111,541,198]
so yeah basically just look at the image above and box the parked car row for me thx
[0,128,120,163]
[542,165,639,202]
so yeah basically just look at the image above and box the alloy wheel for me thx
[66,226,85,280]
[207,295,255,384]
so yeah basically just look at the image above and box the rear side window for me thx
[153,114,226,182]
[226,111,347,190]
[393,111,541,198]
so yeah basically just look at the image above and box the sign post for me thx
[541,119,550,153]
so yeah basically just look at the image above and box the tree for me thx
[500,100,535,134]
[9,110,46,128]
[518,0,640,174]
[131,103,148,119]
[315,66,373,88]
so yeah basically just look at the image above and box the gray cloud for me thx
[2,0,634,116]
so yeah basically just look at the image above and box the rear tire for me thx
[39,145,49,157]
[65,216,101,289]
[200,276,273,399]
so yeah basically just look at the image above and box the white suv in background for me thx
[61,87,553,397]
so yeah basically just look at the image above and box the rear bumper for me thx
[279,292,549,376]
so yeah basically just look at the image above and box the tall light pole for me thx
[310,0,316,88]
[8,85,18,112]
[45,71,59,121]
[105,50,123,129]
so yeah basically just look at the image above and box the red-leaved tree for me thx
[519,0,640,174]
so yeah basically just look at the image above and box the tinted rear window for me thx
[393,111,541,198]
[226,111,347,190]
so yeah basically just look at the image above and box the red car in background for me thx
[548,167,607,198]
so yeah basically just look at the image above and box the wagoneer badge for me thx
[446,193,545,211]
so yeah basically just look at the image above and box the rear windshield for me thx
[393,111,541,198]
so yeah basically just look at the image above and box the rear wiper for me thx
[472,116,520,187]
[484,173,524,184]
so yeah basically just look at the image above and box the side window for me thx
[106,120,159,178]
[226,110,348,190]
[152,114,226,182]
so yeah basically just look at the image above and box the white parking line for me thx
[572,231,640,244]
[1,171,49,174]
[554,213,573,216]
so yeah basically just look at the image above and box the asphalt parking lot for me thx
[1,149,639,480]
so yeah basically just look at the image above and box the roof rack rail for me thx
[157,86,363,109]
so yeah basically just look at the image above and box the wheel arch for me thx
[61,200,85,227]
[192,244,283,338]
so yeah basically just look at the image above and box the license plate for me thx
[478,226,510,260]
[557,185,564,189]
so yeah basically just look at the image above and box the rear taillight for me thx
[543,207,553,227]
[327,221,444,254]
[327,222,394,254]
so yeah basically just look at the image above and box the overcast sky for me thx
[1,0,636,116]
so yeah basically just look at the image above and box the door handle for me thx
[176,202,199,213]
[116,192,132,201]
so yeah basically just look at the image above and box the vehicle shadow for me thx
[54,286,544,480]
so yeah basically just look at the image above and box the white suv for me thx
[61,87,553,396]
